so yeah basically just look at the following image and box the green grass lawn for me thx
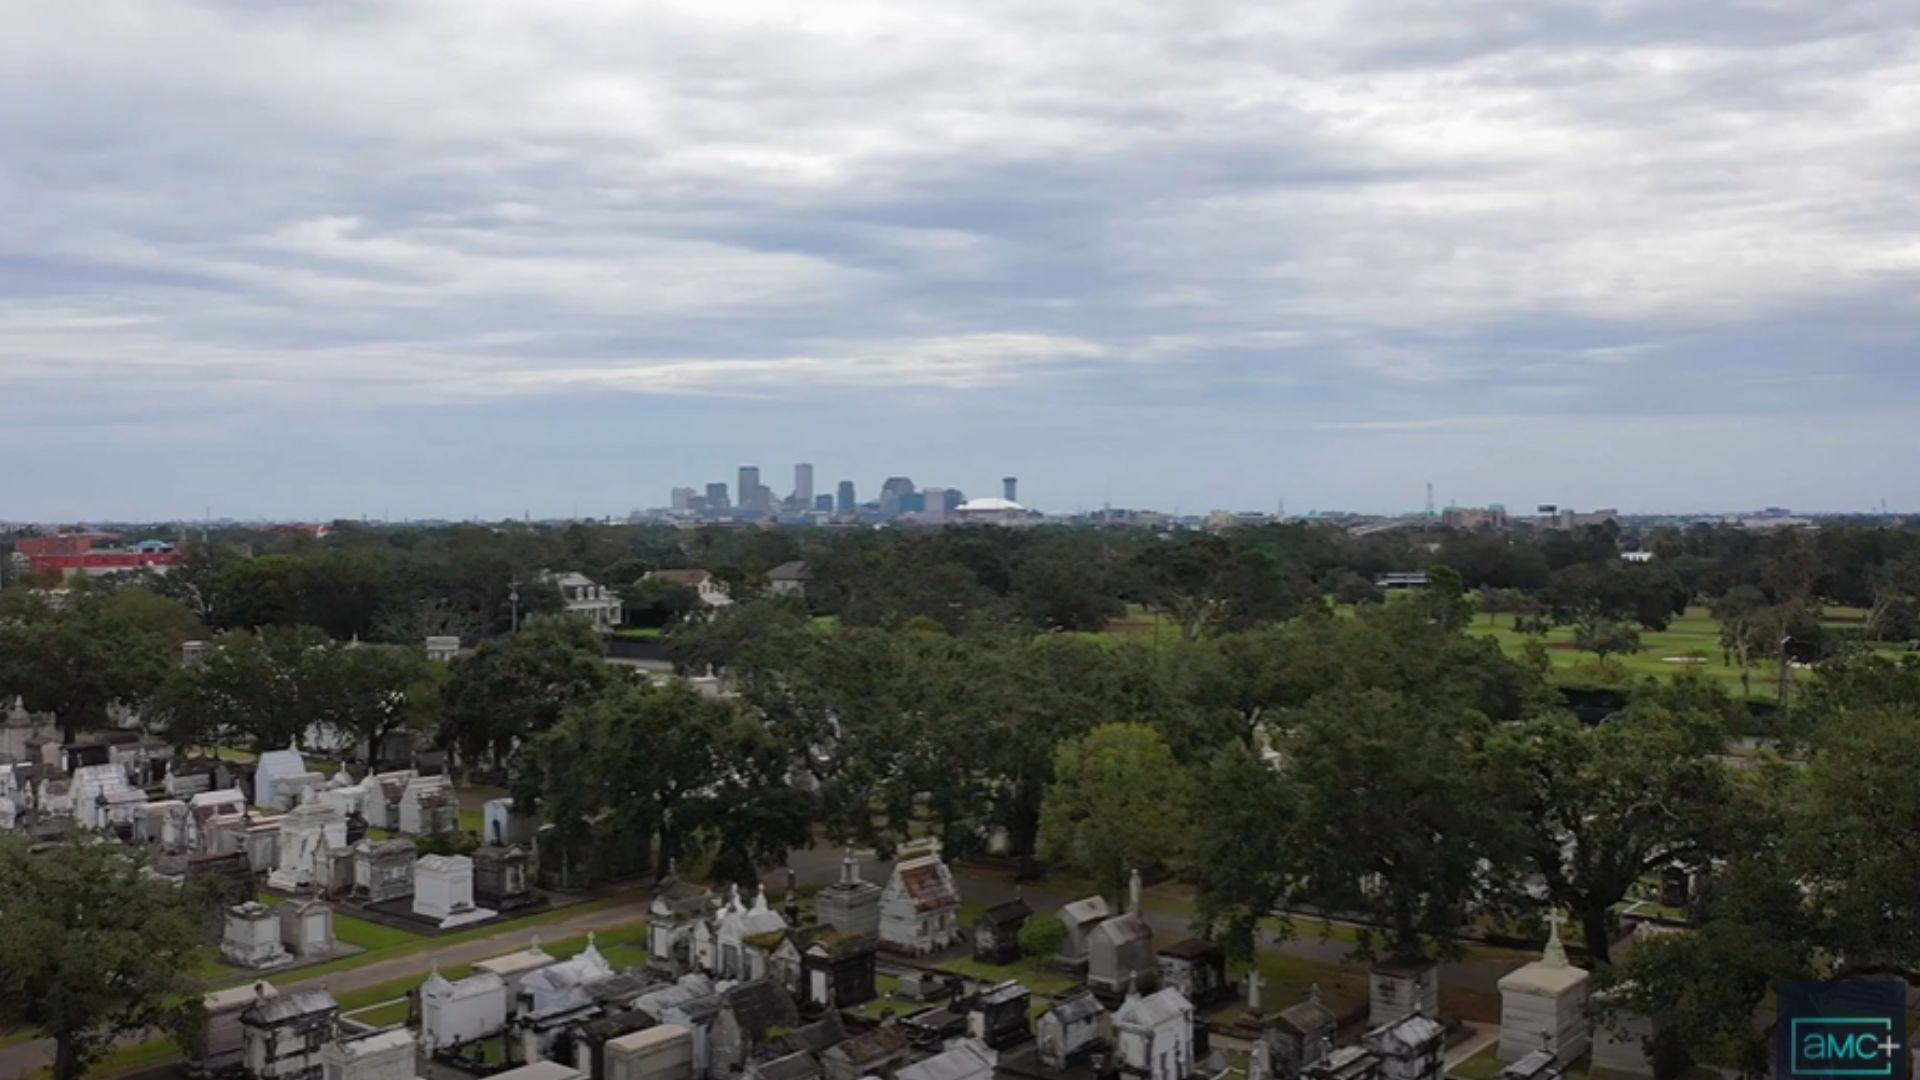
[1471,604,1894,700]
[330,918,648,1013]
[207,891,643,990]
[937,953,1080,995]
[333,913,427,951]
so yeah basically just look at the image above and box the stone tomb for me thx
[319,1027,417,1080]
[1370,958,1440,1027]
[414,853,498,928]
[279,896,336,957]
[474,845,538,911]
[268,801,346,892]
[222,902,292,970]
[816,849,882,938]
[1497,918,1590,1065]
[398,773,458,836]
[354,838,417,903]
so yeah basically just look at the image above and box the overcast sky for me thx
[3,0,1916,521]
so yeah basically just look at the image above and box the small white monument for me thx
[398,774,457,835]
[222,902,292,970]
[254,745,308,810]
[1498,913,1591,1064]
[421,966,509,1052]
[414,854,497,929]
[268,802,345,892]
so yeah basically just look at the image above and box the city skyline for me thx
[2,2,1916,520]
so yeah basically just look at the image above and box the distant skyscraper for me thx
[814,494,834,512]
[739,466,763,513]
[923,487,947,523]
[879,477,915,519]
[706,482,730,511]
[836,481,856,514]
[1003,476,1018,502]
[792,463,814,508]
[670,487,694,511]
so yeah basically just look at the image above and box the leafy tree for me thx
[1504,705,1733,964]
[520,680,809,882]
[0,837,211,1080]
[440,615,613,773]
[1192,740,1296,964]
[1327,570,1383,608]
[1789,705,1920,977]
[1038,723,1193,897]
[322,643,434,767]
[1595,849,1815,1080]
[1573,616,1641,667]
[1011,551,1124,632]
[619,578,702,629]
[1018,914,1068,959]
[1415,565,1473,632]
[0,590,179,742]
[1134,536,1313,640]
[1284,689,1520,963]
[1711,586,1767,698]
[150,626,333,752]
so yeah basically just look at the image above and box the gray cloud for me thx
[0,0,1915,514]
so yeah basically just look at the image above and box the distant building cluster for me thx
[647,465,1037,527]
[9,531,180,579]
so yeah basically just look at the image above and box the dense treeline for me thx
[6,519,1920,1080]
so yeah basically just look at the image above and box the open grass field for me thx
[1471,604,1890,698]
[1092,599,1901,702]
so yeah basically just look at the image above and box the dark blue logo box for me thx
[1777,981,1908,1080]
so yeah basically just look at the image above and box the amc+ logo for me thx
[1777,982,1908,1080]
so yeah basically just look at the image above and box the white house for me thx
[545,572,623,629]
[641,569,733,608]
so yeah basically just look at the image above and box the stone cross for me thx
[1542,910,1569,969]
[1246,967,1266,1012]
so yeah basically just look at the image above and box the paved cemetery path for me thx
[0,897,652,1079]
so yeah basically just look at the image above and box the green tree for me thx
[1191,740,1296,963]
[1038,723,1193,897]
[1135,535,1313,641]
[440,615,613,772]
[1505,705,1733,965]
[1711,586,1767,698]
[1018,915,1067,959]
[1285,689,1520,963]
[520,680,809,882]
[0,837,211,1080]
[149,626,333,752]
[1572,616,1641,668]
[321,643,434,767]
[0,590,179,742]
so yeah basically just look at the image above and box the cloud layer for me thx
[2,0,1916,517]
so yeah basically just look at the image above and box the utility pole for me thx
[509,582,522,633]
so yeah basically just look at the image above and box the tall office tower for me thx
[814,494,834,512]
[706,482,730,511]
[923,487,947,523]
[739,466,762,513]
[670,487,694,511]
[792,463,815,508]
[836,481,856,514]
[1003,476,1018,502]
